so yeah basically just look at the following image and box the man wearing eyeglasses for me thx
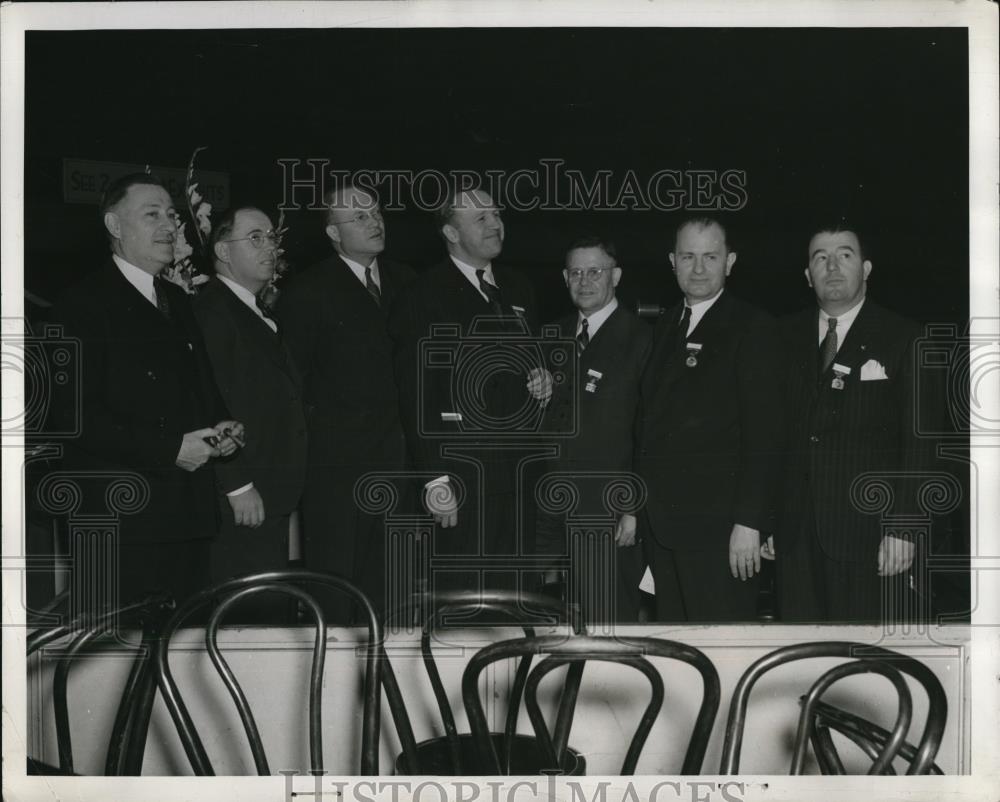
[277,184,414,620]
[388,188,552,593]
[632,216,784,622]
[193,207,307,618]
[50,173,243,606]
[535,236,651,623]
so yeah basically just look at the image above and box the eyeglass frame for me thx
[330,208,384,227]
[565,266,615,283]
[219,230,281,249]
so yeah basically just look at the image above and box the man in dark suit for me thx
[776,224,927,622]
[193,206,307,619]
[388,188,553,593]
[633,216,784,622]
[535,236,651,623]
[276,185,413,618]
[50,173,242,606]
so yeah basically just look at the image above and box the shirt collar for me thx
[112,253,157,306]
[578,297,618,338]
[450,255,496,289]
[820,296,866,328]
[685,288,724,332]
[339,254,380,287]
[216,274,260,308]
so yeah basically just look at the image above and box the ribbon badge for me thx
[831,363,852,390]
[585,367,603,394]
[685,342,703,368]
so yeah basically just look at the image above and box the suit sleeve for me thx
[732,312,785,532]
[51,297,181,470]
[192,302,255,493]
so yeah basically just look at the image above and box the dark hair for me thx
[210,205,268,259]
[809,219,868,261]
[434,187,494,233]
[673,215,733,253]
[99,172,168,218]
[565,235,618,265]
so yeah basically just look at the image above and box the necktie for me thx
[364,266,382,306]
[819,316,838,374]
[675,305,691,349]
[255,296,279,333]
[476,269,504,315]
[576,317,590,354]
[153,276,171,320]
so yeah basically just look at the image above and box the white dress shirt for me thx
[217,274,277,333]
[340,254,381,291]
[450,256,498,301]
[818,296,866,349]
[113,254,157,306]
[577,296,618,339]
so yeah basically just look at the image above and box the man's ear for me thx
[325,224,341,246]
[725,251,737,275]
[862,259,873,281]
[668,253,676,271]
[562,269,571,288]
[213,240,229,263]
[103,212,121,240]
[611,267,623,287]
[804,267,814,288]
[442,223,459,245]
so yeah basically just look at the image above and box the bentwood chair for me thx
[463,634,721,775]
[808,699,944,775]
[719,641,948,775]
[154,569,410,776]
[27,592,175,775]
[387,589,587,775]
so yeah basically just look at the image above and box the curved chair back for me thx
[27,593,174,775]
[463,634,720,775]
[154,570,385,776]
[809,699,944,775]
[719,641,948,775]
[388,589,586,774]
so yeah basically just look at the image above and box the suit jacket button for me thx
[809,435,820,443]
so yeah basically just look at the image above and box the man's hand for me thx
[228,486,265,528]
[176,428,222,471]
[615,513,637,547]
[212,420,246,457]
[760,535,776,560]
[878,535,915,577]
[526,367,553,405]
[729,523,761,580]
[425,481,459,528]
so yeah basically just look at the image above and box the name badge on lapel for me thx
[831,363,851,390]
[685,343,703,368]
[585,368,603,393]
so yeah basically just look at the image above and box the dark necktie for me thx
[576,317,590,354]
[819,316,838,374]
[153,276,171,320]
[476,269,503,315]
[255,296,279,332]
[675,305,691,349]
[364,266,382,306]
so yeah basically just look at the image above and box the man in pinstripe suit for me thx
[775,223,928,622]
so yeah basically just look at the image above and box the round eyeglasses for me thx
[222,231,280,249]
[566,267,613,283]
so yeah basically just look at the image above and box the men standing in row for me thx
[51,174,243,606]
[193,206,307,619]
[536,236,651,622]
[389,188,551,593]
[776,223,927,622]
[277,185,414,619]
[633,217,784,622]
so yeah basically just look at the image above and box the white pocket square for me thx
[860,359,889,381]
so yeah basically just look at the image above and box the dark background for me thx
[24,27,968,326]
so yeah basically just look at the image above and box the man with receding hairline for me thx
[51,172,242,605]
[277,184,414,619]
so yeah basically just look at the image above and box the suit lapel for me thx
[831,300,880,378]
[212,278,298,383]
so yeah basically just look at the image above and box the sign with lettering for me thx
[63,158,230,209]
